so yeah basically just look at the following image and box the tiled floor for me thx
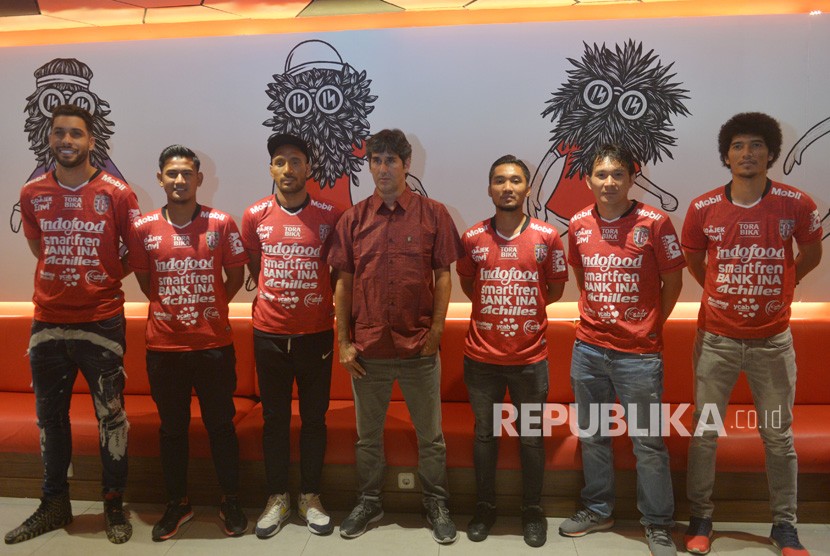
[2,496,828,555]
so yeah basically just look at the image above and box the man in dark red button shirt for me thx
[328,129,464,544]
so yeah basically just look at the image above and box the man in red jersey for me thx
[241,134,342,538]
[7,104,140,545]
[328,129,464,544]
[128,145,249,541]
[457,155,568,547]
[560,144,684,556]
[682,113,822,556]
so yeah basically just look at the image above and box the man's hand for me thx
[419,326,442,356]
[339,340,366,379]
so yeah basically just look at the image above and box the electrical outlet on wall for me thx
[398,472,415,489]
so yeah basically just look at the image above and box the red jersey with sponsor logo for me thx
[682,180,822,339]
[241,194,342,335]
[20,170,140,323]
[127,206,248,351]
[568,201,686,353]
[458,217,568,365]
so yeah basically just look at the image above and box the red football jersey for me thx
[568,202,686,353]
[20,170,140,323]
[127,206,248,351]
[682,181,822,338]
[457,217,568,365]
[241,194,342,335]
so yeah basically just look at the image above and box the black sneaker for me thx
[340,499,384,539]
[424,498,458,545]
[522,505,548,548]
[103,494,132,544]
[769,522,809,555]
[4,493,73,544]
[466,502,496,542]
[219,496,248,537]
[152,499,193,541]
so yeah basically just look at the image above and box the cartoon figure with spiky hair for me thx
[528,40,690,230]
[10,58,124,233]
[784,115,830,240]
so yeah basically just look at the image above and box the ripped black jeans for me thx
[29,313,128,497]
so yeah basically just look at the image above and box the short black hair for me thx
[718,112,782,169]
[366,129,412,162]
[158,144,200,171]
[489,154,530,184]
[267,133,310,161]
[588,144,638,176]
[51,103,94,135]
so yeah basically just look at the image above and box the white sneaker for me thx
[298,493,333,535]
[255,492,290,539]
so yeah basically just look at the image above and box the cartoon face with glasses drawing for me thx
[528,40,690,231]
[11,58,124,233]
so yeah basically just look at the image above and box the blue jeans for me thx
[254,329,333,495]
[464,356,548,507]
[352,354,449,503]
[686,329,798,524]
[29,314,129,497]
[146,345,239,500]
[570,339,674,526]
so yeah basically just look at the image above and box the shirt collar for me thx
[371,186,414,213]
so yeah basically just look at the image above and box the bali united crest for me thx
[779,219,795,240]
[319,224,331,242]
[534,244,548,263]
[206,231,219,250]
[93,194,110,215]
[632,226,650,248]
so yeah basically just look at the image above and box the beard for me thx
[51,145,89,169]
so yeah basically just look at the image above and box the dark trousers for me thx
[146,345,240,500]
[254,329,333,494]
[30,314,129,497]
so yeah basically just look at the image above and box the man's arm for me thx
[683,249,707,288]
[133,270,152,299]
[571,266,585,292]
[224,265,245,302]
[545,281,565,304]
[459,275,474,302]
[420,266,451,356]
[26,238,41,259]
[795,241,822,283]
[659,269,684,324]
[247,250,262,288]
[335,270,365,378]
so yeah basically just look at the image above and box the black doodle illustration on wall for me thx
[784,116,830,240]
[10,58,124,233]
[529,40,690,230]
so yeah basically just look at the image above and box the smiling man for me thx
[682,113,822,556]
[128,145,249,541]
[8,104,140,545]
[456,155,567,547]
[561,144,684,556]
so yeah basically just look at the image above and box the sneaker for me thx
[4,493,73,544]
[152,498,193,541]
[770,522,810,555]
[645,524,677,556]
[685,516,713,554]
[559,508,614,537]
[103,493,132,544]
[424,498,458,545]
[522,505,548,548]
[340,499,384,539]
[219,495,248,537]
[466,502,496,542]
[256,493,290,539]
[299,493,333,535]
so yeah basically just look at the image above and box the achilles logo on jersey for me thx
[85,270,107,285]
[173,235,192,248]
[716,244,784,263]
[778,220,795,240]
[63,195,82,210]
[31,195,53,212]
[704,225,725,242]
[93,194,110,215]
[40,217,106,235]
[738,222,761,237]
[263,242,322,260]
[500,245,518,259]
[284,225,302,238]
[471,246,489,262]
[155,257,214,275]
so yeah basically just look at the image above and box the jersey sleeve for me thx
[655,217,687,273]
[547,231,569,282]
[222,216,249,268]
[240,208,261,254]
[567,222,583,269]
[19,188,41,240]
[126,224,150,272]
[455,233,475,278]
[681,203,707,252]
[114,188,141,244]
[795,194,823,245]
